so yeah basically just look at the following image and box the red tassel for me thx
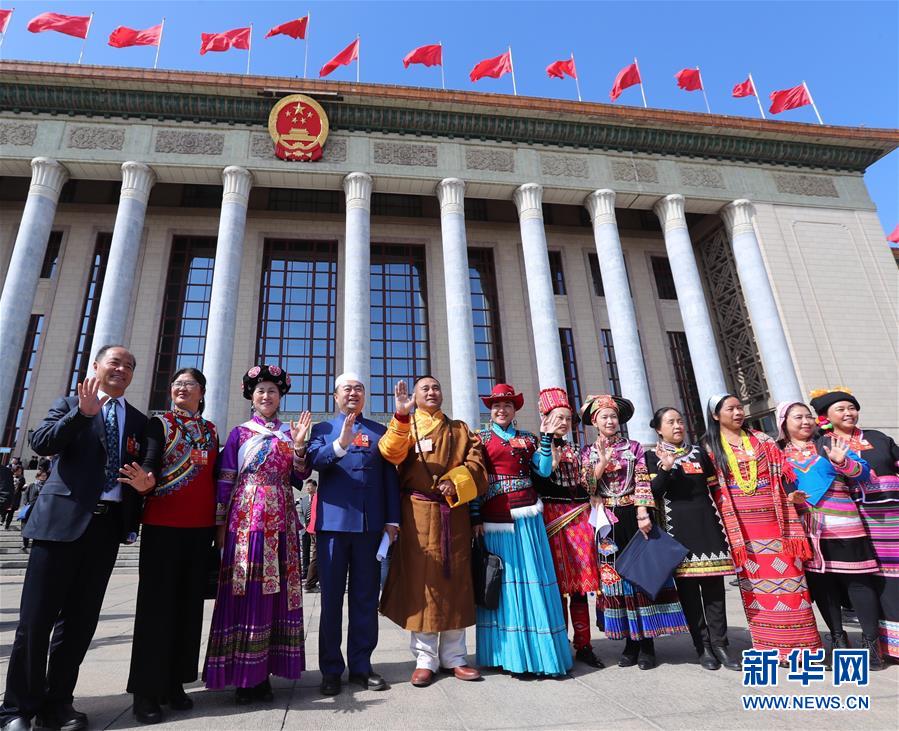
[783,536,812,560]
[731,545,748,568]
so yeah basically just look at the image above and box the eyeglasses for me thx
[172,380,200,389]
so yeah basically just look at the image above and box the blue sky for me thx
[2,0,896,234]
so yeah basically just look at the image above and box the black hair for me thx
[649,406,681,433]
[171,367,207,414]
[701,394,740,481]
[95,344,136,368]
[305,479,317,487]
[413,375,441,387]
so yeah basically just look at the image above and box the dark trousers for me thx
[0,508,121,723]
[316,530,382,677]
[674,575,728,652]
[127,525,215,697]
[304,535,318,589]
[805,571,881,640]
[3,507,15,529]
[302,530,312,577]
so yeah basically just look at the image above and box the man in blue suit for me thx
[306,372,400,696]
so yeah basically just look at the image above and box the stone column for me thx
[202,166,253,430]
[89,161,156,361]
[342,172,373,395]
[436,178,480,428]
[584,189,655,444]
[721,199,802,404]
[0,157,69,426]
[653,194,727,417]
[512,184,566,391]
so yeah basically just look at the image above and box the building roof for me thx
[1,61,897,172]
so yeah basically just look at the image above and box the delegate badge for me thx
[191,449,209,466]
[681,461,703,474]
[353,432,370,448]
[268,94,329,162]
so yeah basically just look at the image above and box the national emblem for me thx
[267,94,329,162]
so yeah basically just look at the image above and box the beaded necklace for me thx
[721,431,757,495]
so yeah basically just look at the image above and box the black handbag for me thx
[471,535,504,610]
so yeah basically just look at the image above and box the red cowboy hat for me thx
[481,383,524,411]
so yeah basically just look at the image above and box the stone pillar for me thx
[0,157,69,427]
[721,199,802,404]
[436,178,480,428]
[89,161,156,361]
[584,189,655,444]
[342,172,373,396]
[653,194,727,418]
[512,184,566,391]
[202,166,253,430]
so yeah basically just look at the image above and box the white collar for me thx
[98,391,125,409]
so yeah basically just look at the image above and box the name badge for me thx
[353,433,370,448]
[510,437,529,449]
[191,449,210,466]
[126,435,139,456]
[857,440,873,451]
[415,438,433,454]
[681,461,703,474]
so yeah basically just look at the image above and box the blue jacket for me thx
[307,413,401,532]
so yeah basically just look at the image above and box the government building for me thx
[1,60,897,458]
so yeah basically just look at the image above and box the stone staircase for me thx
[0,523,141,575]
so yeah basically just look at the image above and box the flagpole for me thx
[356,34,360,83]
[153,17,165,70]
[508,45,517,96]
[571,52,582,102]
[803,81,824,125]
[303,11,310,78]
[77,12,93,65]
[439,41,445,90]
[697,66,711,114]
[246,24,252,75]
[749,72,766,120]
[634,57,647,108]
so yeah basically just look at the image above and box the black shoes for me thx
[618,639,639,668]
[712,645,742,671]
[348,672,389,691]
[235,678,274,705]
[1,718,31,731]
[637,639,656,670]
[574,646,605,669]
[34,704,88,731]
[320,675,342,696]
[698,647,721,671]
[166,685,194,711]
[132,695,163,725]
[863,635,884,670]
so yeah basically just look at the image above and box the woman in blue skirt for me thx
[472,383,573,677]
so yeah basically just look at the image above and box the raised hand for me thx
[593,440,613,479]
[394,380,415,416]
[824,435,849,465]
[118,462,156,495]
[787,489,809,505]
[290,411,312,448]
[549,411,567,434]
[338,410,357,450]
[655,444,676,471]
[77,376,109,417]
[539,412,553,435]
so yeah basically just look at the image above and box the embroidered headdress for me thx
[242,364,291,400]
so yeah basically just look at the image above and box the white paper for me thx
[589,505,612,539]
[376,532,391,562]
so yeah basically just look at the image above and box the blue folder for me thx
[615,525,688,600]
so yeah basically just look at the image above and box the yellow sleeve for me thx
[442,465,479,508]
[378,417,413,465]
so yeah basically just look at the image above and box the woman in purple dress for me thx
[203,364,312,704]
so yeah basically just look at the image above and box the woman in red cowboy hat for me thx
[471,384,573,677]
[580,394,688,670]
[532,387,604,668]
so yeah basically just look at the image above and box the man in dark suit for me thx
[0,345,158,731]
[306,372,400,696]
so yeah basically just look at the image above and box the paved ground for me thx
[1,570,897,730]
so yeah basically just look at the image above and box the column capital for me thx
[720,199,756,237]
[29,157,69,200]
[584,189,617,226]
[513,183,544,221]
[436,178,465,215]
[653,194,688,233]
[222,166,253,205]
[343,172,373,211]
[120,161,156,205]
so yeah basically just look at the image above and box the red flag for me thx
[266,16,308,40]
[403,43,442,68]
[108,24,162,48]
[769,83,812,114]
[546,58,577,80]
[609,61,641,101]
[200,27,251,55]
[470,50,512,82]
[27,12,91,39]
[320,38,359,77]
[732,78,755,98]
[674,68,702,92]
[0,9,13,35]
[888,225,899,244]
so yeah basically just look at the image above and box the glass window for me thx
[588,253,604,297]
[256,239,337,414]
[652,256,678,300]
[67,233,113,395]
[548,251,566,295]
[558,328,585,447]
[40,231,63,279]
[150,237,216,410]
[599,329,621,396]
[371,193,423,218]
[668,331,704,441]
[181,184,222,208]
[370,244,430,414]
[267,188,343,213]
[469,248,505,415]
[3,315,44,449]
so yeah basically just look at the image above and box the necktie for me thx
[103,400,120,494]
